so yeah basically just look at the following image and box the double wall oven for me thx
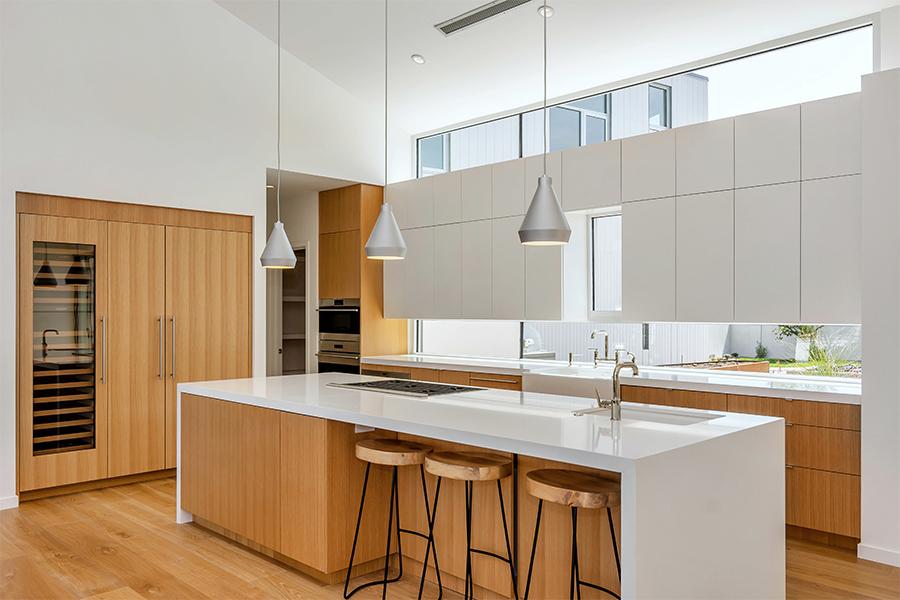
[317,299,360,374]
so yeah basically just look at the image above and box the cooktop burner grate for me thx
[327,379,483,397]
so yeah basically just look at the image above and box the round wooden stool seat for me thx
[526,469,620,509]
[355,438,432,466]
[424,450,513,481]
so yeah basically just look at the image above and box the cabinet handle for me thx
[785,421,793,427]
[100,316,107,384]
[170,316,176,379]
[158,316,164,378]
[470,376,518,384]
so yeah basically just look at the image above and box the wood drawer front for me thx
[786,400,860,431]
[439,370,471,385]
[410,367,440,382]
[726,394,786,418]
[362,364,412,378]
[468,372,522,391]
[786,466,860,538]
[786,424,860,475]
[670,390,727,411]
[621,385,670,405]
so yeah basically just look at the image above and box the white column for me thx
[859,67,900,567]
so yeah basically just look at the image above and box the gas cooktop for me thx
[327,379,484,397]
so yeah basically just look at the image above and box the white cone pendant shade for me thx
[519,175,571,245]
[260,221,297,268]
[365,203,406,260]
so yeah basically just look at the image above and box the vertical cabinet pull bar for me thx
[100,316,107,384]
[170,316,176,379]
[158,316,164,378]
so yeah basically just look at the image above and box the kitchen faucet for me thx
[590,360,639,421]
[41,329,59,360]
[589,329,608,366]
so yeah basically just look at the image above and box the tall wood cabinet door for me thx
[319,230,360,300]
[18,214,109,491]
[107,222,166,477]
[165,227,252,468]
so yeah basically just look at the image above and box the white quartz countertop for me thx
[178,373,780,473]
[362,354,861,404]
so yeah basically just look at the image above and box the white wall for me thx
[0,0,383,507]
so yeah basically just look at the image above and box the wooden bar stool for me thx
[344,439,442,600]
[523,469,621,600]
[424,451,518,600]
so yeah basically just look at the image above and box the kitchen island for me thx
[176,373,784,599]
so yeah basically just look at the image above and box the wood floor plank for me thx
[3,477,898,600]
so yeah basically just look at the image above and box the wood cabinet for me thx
[319,230,361,300]
[676,190,734,322]
[734,183,800,323]
[561,140,620,211]
[17,194,253,493]
[364,364,522,391]
[675,117,734,195]
[786,424,860,475]
[801,175,861,324]
[735,104,801,188]
[319,187,361,234]
[786,467,860,538]
[622,128,675,202]
[108,222,166,477]
[622,197,676,321]
[620,386,725,411]
[467,372,522,391]
[165,226,252,468]
[182,394,393,581]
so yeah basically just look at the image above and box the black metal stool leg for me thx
[464,481,474,600]
[418,474,443,600]
[607,507,621,579]
[497,480,519,600]
[381,466,399,600]
[571,507,582,600]
[523,499,543,600]
[343,463,371,599]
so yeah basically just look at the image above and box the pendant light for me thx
[260,0,297,269]
[519,1,570,246]
[365,0,406,260]
[34,242,58,287]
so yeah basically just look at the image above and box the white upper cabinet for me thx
[492,159,526,218]
[432,171,462,225]
[734,183,800,323]
[461,219,492,319]
[801,176,861,324]
[676,118,734,195]
[622,197,676,321]
[561,140,621,210]
[491,216,525,319]
[460,165,492,222]
[801,93,861,180]
[524,213,589,321]
[676,190,734,322]
[433,223,462,318]
[383,254,406,319]
[387,177,434,229]
[622,129,676,202]
[735,105,800,188]
[403,226,435,318]
[525,151,562,209]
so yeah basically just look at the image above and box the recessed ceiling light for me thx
[266,184,275,189]
[537,5,554,17]
[410,54,425,64]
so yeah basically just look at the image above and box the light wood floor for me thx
[1,478,897,600]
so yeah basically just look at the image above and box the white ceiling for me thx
[218,0,892,135]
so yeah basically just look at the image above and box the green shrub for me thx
[755,341,768,359]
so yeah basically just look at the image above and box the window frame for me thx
[587,206,625,323]
[648,82,672,131]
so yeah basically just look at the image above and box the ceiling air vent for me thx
[435,0,533,36]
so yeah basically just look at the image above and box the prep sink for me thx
[575,403,725,426]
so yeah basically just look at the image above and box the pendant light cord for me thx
[276,0,282,223]
[384,0,389,195]
[542,0,547,176]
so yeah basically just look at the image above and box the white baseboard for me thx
[0,495,19,511]
[858,543,900,567]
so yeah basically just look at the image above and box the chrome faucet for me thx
[589,330,608,366]
[592,360,639,421]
